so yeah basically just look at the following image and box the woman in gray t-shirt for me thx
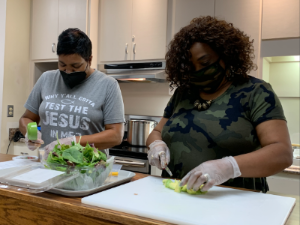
[19,28,125,153]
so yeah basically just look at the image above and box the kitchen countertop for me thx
[0,153,298,225]
[283,165,300,175]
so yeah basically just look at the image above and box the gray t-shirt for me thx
[25,69,125,147]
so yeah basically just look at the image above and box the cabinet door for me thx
[99,0,132,62]
[262,0,300,39]
[173,0,214,35]
[31,0,59,60]
[58,0,87,35]
[131,0,168,60]
[215,0,262,78]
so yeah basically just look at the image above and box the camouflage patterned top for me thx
[161,76,286,192]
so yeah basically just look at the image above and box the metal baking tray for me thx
[47,170,136,197]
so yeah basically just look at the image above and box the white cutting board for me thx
[82,177,296,225]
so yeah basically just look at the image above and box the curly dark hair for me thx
[165,16,257,90]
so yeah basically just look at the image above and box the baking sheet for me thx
[48,170,136,197]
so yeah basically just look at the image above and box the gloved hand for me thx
[180,156,241,192]
[25,131,44,151]
[147,140,170,170]
[44,136,75,157]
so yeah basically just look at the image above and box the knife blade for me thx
[158,151,173,177]
[164,165,173,177]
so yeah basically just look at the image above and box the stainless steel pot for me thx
[127,119,158,146]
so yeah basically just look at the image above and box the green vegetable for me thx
[163,179,207,195]
[45,134,108,173]
[62,148,83,164]
[174,180,181,193]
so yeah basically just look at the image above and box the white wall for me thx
[279,98,300,144]
[269,62,300,97]
[262,58,270,82]
[0,0,7,149]
[264,60,300,145]
[0,0,31,153]
[119,83,171,117]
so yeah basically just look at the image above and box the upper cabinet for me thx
[172,0,214,36]
[31,0,60,60]
[262,0,300,40]
[99,0,132,62]
[215,0,262,78]
[31,0,98,64]
[58,0,87,35]
[99,0,168,62]
[171,0,262,78]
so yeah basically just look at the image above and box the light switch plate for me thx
[7,105,14,117]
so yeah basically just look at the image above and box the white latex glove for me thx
[180,156,241,192]
[44,136,75,157]
[147,140,170,170]
[25,131,44,151]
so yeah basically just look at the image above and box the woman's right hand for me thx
[147,140,170,170]
[25,131,44,151]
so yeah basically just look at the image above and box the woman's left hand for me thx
[44,136,75,157]
[180,156,241,192]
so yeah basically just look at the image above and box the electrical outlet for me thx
[7,105,14,117]
[9,128,19,141]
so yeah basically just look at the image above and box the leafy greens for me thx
[46,134,108,172]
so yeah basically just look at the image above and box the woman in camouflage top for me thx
[146,16,293,193]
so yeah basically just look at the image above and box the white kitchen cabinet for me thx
[215,0,262,78]
[31,0,89,61]
[31,0,59,60]
[99,0,168,62]
[172,0,214,36]
[131,0,168,60]
[58,0,87,35]
[262,0,300,40]
[99,0,133,62]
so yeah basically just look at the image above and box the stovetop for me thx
[109,141,148,160]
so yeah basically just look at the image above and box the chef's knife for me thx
[164,165,173,177]
[159,151,173,177]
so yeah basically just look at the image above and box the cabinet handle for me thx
[133,43,136,54]
[20,152,28,155]
[52,43,56,53]
[125,43,128,54]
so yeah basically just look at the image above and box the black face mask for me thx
[60,64,88,89]
[190,58,225,93]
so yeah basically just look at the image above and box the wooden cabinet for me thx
[215,0,262,78]
[99,0,168,62]
[262,0,300,40]
[31,0,88,61]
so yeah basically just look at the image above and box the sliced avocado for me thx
[174,180,181,193]
[181,184,187,192]
[162,179,208,195]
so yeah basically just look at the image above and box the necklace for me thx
[193,79,233,111]
[193,99,213,111]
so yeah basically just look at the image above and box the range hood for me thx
[98,61,167,83]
